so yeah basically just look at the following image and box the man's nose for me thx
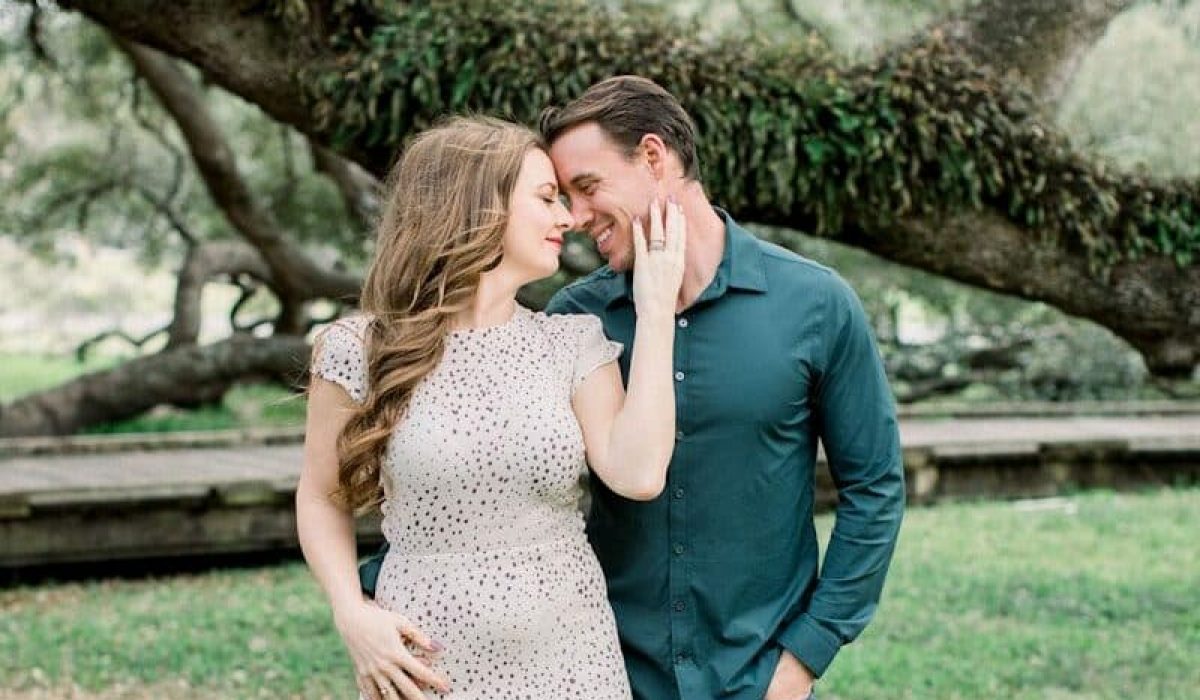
[570,198,593,231]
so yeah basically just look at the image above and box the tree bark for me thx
[60,0,315,135]
[309,139,380,230]
[0,335,312,437]
[942,0,1133,108]
[165,241,276,349]
[115,37,361,302]
[56,0,1200,376]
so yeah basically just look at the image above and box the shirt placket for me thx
[669,312,701,697]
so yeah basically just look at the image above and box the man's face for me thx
[548,123,657,272]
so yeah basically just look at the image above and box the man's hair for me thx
[538,75,700,180]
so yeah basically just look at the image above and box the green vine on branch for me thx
[283,0,1200,272]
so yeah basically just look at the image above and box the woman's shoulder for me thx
[325,312,373,337]
[314,313,375,351]
[528,310,603,338]
[310,313,374,402]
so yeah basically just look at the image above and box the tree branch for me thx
[825,209,1200,377]
[942,0,1135,109]
[75,325,170,362]
[133,186,199,246]
[0,334,312,437]
[54,0,1200,376]
[308,138,379,230]
[113,37,360,302]
[164,241,276,349]
[58,0,316,135]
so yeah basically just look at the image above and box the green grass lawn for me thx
[2,488,1196,699]
[0,353,119,402]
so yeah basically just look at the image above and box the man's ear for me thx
[638,133,670,180]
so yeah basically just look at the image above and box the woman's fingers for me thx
[394,613,441,654]
[632,214,648,261]
[649,198,666,249]
[362,649,446,700]
[668,200,686,255]
[359,676,384,700]
[397,648,451,693]
[380,663,430,700]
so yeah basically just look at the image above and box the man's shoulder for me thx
[547,265,623,314]
[752,236,853,296]
[756,237,834,276]
[740,233,868,320]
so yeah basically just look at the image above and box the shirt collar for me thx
[601,207,768,309]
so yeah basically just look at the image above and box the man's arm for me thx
[775,274,906,677]
[358,543,388,597]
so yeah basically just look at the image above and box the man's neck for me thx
[673,183,726,311]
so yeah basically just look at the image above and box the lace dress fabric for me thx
[312,306,629,699]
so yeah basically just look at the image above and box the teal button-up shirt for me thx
[545,211,905,700]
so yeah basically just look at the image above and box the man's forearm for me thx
[359,541,389,597]
[777,456,905,675]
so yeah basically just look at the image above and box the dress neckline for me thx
[447,304,528,338]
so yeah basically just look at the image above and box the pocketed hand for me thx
[764,648,815,700]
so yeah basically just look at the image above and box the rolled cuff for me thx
[776,613,842,678]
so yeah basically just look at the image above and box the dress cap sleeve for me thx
[568,314,623,394]
[310,315,371,403]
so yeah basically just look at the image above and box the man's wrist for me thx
[775,613,840,678]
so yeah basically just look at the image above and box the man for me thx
[363,76,905,700]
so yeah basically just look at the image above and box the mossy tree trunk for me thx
[57,0,1197,377]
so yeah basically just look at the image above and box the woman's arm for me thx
[296,377,449,699]
[572,199,685,501]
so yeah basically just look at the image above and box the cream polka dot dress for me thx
[311,305,632,699]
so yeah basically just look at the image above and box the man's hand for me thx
[764,649,815,700]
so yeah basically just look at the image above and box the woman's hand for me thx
[631,198,687,321]
[333,598,450,699]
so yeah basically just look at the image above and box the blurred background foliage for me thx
[1,0,1198,424]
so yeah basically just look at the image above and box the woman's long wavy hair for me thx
[334,116,543,512]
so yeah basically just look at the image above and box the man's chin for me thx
[605,247,635,272]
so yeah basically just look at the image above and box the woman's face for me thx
[499,148,573,283]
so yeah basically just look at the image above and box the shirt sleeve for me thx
[775,274,905,677]
[568,314,623,394]
[310,317,370,404]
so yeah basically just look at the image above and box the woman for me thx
[296,116,685,700]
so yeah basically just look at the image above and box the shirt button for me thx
[674,371,685,381]
[672,600,687,612]
[675,652,690,664]
[678,318,689,328]
[673,543,686,556]
[675,430,685,440]
[673,487,685,499]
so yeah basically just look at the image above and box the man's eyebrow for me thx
[569,173,598,188]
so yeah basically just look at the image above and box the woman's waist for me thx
[381,529,590,562]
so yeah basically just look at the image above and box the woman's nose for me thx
[556,202,573,228]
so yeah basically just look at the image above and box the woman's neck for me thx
[454,273,521,330]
